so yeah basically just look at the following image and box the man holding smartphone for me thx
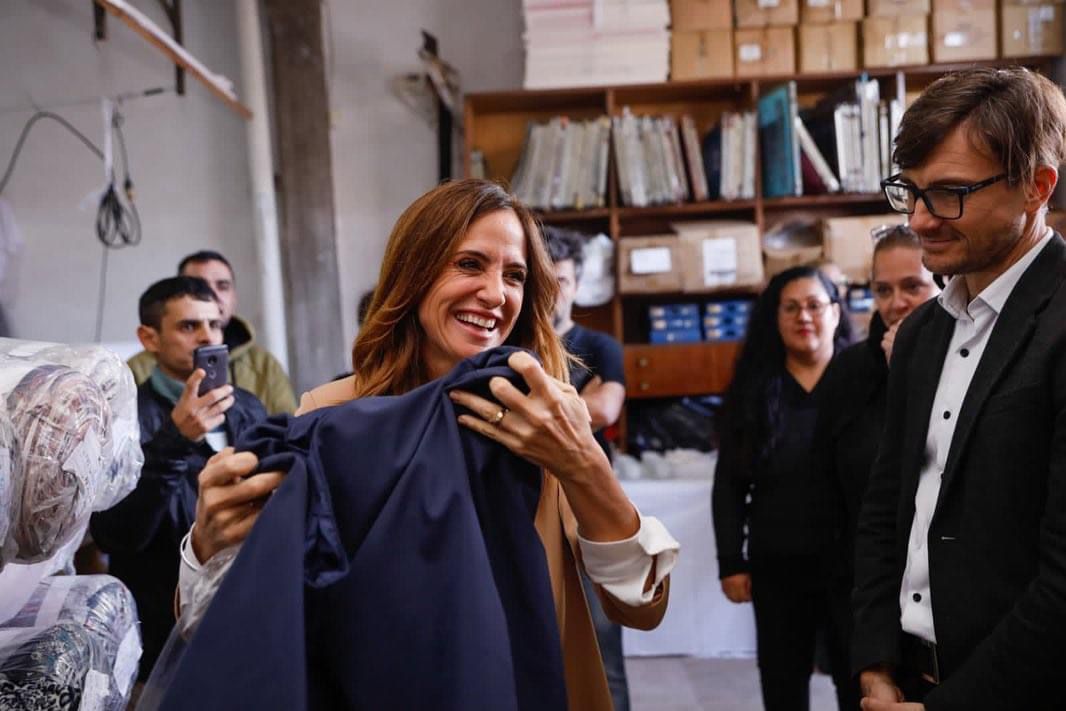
[91,276,266,686]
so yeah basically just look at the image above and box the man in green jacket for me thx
[127,251,297,414]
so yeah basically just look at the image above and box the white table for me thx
[621,479,756,658]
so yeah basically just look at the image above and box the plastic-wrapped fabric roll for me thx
[0,575,141,710]
[0,338,142,513]
[0,339,142,569]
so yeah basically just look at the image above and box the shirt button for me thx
[960,348,970,357]
[943,410,951,420]
[913,592,922,603]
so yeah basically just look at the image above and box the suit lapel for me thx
[936,236,1066,508]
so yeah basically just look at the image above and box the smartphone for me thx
[193,344,229,396]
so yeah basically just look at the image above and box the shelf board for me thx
[617,199,757,219]
[467,57,1059,109]
[533,207,610,223]
[762,193,887,208]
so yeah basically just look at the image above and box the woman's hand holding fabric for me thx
[190,447,284,564]
[450,351,639,543]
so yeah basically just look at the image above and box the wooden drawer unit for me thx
[624,342,740,398]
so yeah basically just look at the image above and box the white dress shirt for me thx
[900,230,1052,643]
[178,513,679,629]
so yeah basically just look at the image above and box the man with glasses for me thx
[852,67,1066,710]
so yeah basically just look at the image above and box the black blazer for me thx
[817,313,889,584]
[852,234,1066,710]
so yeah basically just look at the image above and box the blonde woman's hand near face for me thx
[881,320,902,364]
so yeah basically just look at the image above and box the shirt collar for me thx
[149,366,186,405]
[937,228,1052,320]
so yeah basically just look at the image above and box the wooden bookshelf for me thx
[464,57,1057,449]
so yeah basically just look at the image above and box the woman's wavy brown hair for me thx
[351,179,567,397]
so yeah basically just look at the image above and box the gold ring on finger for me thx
[490,407,507,426]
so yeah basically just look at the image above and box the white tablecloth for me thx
[621,479,756,658]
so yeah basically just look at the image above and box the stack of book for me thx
[510,116,612,211]
[522,0,670,89]
[703,111,757,201]
[759,78,904,198]
[613,110,695,207]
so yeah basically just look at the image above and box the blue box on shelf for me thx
[704,326,746,342]
[703,313,749,329]
[651,316,700,331]
[648,303,700,319]
[650,328,703,344]
[705,300,754,316]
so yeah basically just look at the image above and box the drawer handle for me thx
[638,357,649,367]
[640,381,650,391]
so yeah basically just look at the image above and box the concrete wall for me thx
[0,0,526,373]
[326,0,523,357]
[0,0,260,347]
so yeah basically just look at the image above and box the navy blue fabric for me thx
[159,348,567,711]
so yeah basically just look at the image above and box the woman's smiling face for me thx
[418,209,528,379]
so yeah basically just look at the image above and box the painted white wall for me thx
[0,0,261,347]
[0,0,526,371]
[326,0,523,357]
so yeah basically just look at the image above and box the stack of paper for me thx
[523,0,671,89]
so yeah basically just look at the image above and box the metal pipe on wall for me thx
[235,0,289,373]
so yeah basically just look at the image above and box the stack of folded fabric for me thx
[523,0,671,88]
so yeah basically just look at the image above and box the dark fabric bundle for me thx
[159,348,567,711]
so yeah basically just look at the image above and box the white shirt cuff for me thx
[578,515,680,607]
[178,526,203,619]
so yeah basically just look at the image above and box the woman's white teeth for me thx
[457,313,496,329]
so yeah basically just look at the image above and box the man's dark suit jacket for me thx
[852,233,1066,710]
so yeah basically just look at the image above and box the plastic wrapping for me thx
[0,338,142,569]
[0,574,141,710]
[574,232,616,307]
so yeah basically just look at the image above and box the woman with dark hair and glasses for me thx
[713,265,853,710]
[813,225,940,710]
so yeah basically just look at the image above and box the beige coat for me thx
[298,377,669,711]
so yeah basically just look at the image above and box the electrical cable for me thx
[0,105,142,341]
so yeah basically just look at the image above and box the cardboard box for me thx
[735,0,800,27]
[801,0,863,23]
[763,245,824,278]
[672,30,735,80]
[734,27,797,76]
[931,10,996,62]
[1002,5,1065,56]
[820,214,906,283]
[619,236,684,294]
[672,221,765,292]
[799,22,858,73]
[671,0,733,30]
[863,16,929,67]
[868,0,931,15]
[932,0,995,11]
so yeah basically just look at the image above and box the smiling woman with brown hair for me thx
[174,179,678,710]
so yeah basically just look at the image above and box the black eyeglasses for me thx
[881,173,1007,220]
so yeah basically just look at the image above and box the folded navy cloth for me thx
[159,348,567,711]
